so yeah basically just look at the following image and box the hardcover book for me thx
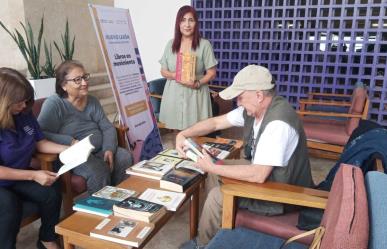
[92,186,137,202]
[139,188,186,211]
[160,167,202,193]
[90,215,154,247]
[176,52,196,82]
[113,197,167,223]
[73,196,119,217]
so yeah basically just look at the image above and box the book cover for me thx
[183,138,217,163]
[176,52,196,82]
[92,186,137,202]
[175,160,204,175]
[130,160,174,177]
[57,134,95,176]
[73,196,119,217]
[151,154,183,167]
[160,167,202,192]
[139,188,186,212]
[113,197,165,219]
[158,148,184,159]
[90,215,154,247]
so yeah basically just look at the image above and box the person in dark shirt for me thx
[0,68,68,249]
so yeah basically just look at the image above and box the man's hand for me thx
[195,149,215,173]
[32,170,58,186]
[175,132,188,157]
[104,150,114,171]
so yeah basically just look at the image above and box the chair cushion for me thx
[320,164,369,249]
[71,174,87,194]
[302,117,349,145]
[365,171,387,249]
[235,210,313,245]
[205,227,308,249]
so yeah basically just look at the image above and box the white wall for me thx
[114,0,190,81]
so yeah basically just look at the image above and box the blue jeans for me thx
[0,180,62,249]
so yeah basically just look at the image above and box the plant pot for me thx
[29,78,56,99]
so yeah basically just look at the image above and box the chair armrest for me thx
[150,93,162,99]
[297,110,364,118]
[221,178,328,229]
[114,124,129,149]
[34,152,58,171]
[299,99,352,107]
[308,92,352,99]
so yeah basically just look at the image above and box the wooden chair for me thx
[206,164,371,249]
[298,86,369,160]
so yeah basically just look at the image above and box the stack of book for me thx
[113,197,167,223]
[160,167,202,193]
[139,188,186,211]
[90,215,154,247]
[73,186,137,217]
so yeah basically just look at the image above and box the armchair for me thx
[298,86,369,159]
[32,98,129,216]
[206,164,369,249]
[148,78,167,128]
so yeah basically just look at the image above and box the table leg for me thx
[189,187,200,239]
[63,236,74,249]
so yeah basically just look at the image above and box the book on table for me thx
[139,188,186,212]
[113,197,167,223]
[92,186,137,202]
[90,215,154,247]
[57,134,95,176]
[176,52,196,82]
[175,159,205,175]
[160,167,202,193]
[158,148,184,159]
[73,195,119,217]
[126,159,175,180]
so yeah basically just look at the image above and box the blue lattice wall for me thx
[192,0,387,125]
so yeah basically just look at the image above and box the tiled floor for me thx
[17,129,335,249]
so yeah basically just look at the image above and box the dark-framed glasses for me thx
[66,73,90,85]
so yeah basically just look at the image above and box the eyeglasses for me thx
[66,73,90,85]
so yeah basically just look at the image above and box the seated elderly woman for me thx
[38,60,133,194]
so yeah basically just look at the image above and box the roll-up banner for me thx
[89,4,163,162]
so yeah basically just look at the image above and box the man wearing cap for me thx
[177,65,313,249]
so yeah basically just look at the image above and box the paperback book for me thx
[113,197,167,223]
[126,159,174,180]
[175,160,204,175]
[158,148,184,159]
[160,167,202,193]
[92,186,137,202]
[202,142,234,160]
[73,196,119,217]
[176,52,196,82]
[183,138,217,163]
[151,154,183,167]
[139,188,186,211]
[90,215,154,247]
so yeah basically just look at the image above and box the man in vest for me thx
[177,65,313,249]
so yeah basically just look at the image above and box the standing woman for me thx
[0,68,68,249]
[159,5,218,130]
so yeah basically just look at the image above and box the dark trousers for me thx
[0,180,62,249]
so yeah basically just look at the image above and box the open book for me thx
[184,138,217,163]
[57,135,95,176]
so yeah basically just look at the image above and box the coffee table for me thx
[55,137,242,249]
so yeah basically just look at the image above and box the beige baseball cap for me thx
[219,65,274,100]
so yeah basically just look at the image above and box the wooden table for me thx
[55,175,204,249]
[55,136,242,249]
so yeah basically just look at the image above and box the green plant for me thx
[41,40,55,77]
[54,19,75,61]
[0,16,44,79]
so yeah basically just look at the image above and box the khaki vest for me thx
[239,96,313,215]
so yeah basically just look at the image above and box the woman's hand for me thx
[104,150,114,171]
[32,170,58,186]
[177,79,196,89]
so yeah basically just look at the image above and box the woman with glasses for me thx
[159,5,218,130]
[37,60,133,194]
[0,68,68,249]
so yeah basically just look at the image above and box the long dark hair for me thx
[55,60,85,98]
[172,5,201,53]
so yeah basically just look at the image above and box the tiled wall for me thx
[193,0,387,125]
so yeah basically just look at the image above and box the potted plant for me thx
[54,19,75,61]
[0,15,56,99]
